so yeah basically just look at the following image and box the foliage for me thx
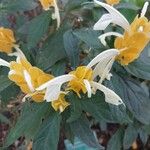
[0,0,150,150]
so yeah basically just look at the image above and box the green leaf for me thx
[0,75,20,103]
[107,128,124,150]
[123,125,138,149]
[139,128,148,145]
[63,30,79,68]
[33,112,61,150]
[73,28,102,49]
[80,92,130,123]
[6,102,51,146]
[65,0,87,12]
[0,113,11,125]
[125,46,150,80]
[51,59,66,76]
[67,93,82,123]
[36,24,68,70]
[1,0,38,13]
[109,73,150,124]
[70,115,104,149]
[116,2,139,10]
[0,76,12,92]
[18,11,51,49]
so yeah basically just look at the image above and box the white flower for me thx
[53,0,61,29]
[87,48,119,82]
[93,0,130,31]
[94,1,149,47]
[0,58,10,67]
[36,74,75,102]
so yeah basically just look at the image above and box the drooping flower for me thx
[105,0,120,6]
[0,27,16,53]
[39,0,60,29]
[94,1,150,65]
[37,49,124,106]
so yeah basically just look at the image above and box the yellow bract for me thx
[8,59,54,102]
[105,0,120,5]
[0,27,16,53]
[39,0,54,10]
[51,93,70,113]
[115,16,150,65]
[67,66,93,97]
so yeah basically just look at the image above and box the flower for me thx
[37,49,124,106]
[67,66,93,97]
[105,0,120,5]
[0,27,16,53]
[94,1,150,65]
[0,51,54,102]
[51,93,70,113]
[93,0,130,31]
[115,15,150,65]
[39,0,60,29]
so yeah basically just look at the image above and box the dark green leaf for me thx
[73,28,102,49]
[6,102,51,146]
[0,76,12,92]
[67,94,82,123]
[1,0,38,13]
[116,2,139,10]
[33,112,61,150]
[36,24,68,70]
[70,115,104,149]
[18,11,51,49]
[123,125,138,149]
[0,113,11,124]
[65,0,87,12]
[107,128,124,150]
[109,74,150,124]
[79,92,130,123]
[51,59,66,76]
[125,46,150,80]
[63,30,79,68]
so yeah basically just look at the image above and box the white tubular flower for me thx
[67,49,124,106]
[91,81,123,105]
[52,0,61,29]
[93,0,130,31]
[141,2,149,17]
[23,70,35,93]
[87,49,119,82]
[98,32,123,46]
[0,58,10,67]
[36,74,75,102]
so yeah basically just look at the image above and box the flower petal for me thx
[36,74,75,91]
[44,84,61,102]
[0,58,10,67]
[23,70,35,92]
[99,32,123,46]
[8,45,26,60]
[93,56,115,82]
[93,14,112,30]
[94,0,130,31]
[91,81,124,105]
[141,2,149,17]
[83,79,92,98]
[87,49,119,69]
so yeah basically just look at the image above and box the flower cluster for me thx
[0,0,149,113]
